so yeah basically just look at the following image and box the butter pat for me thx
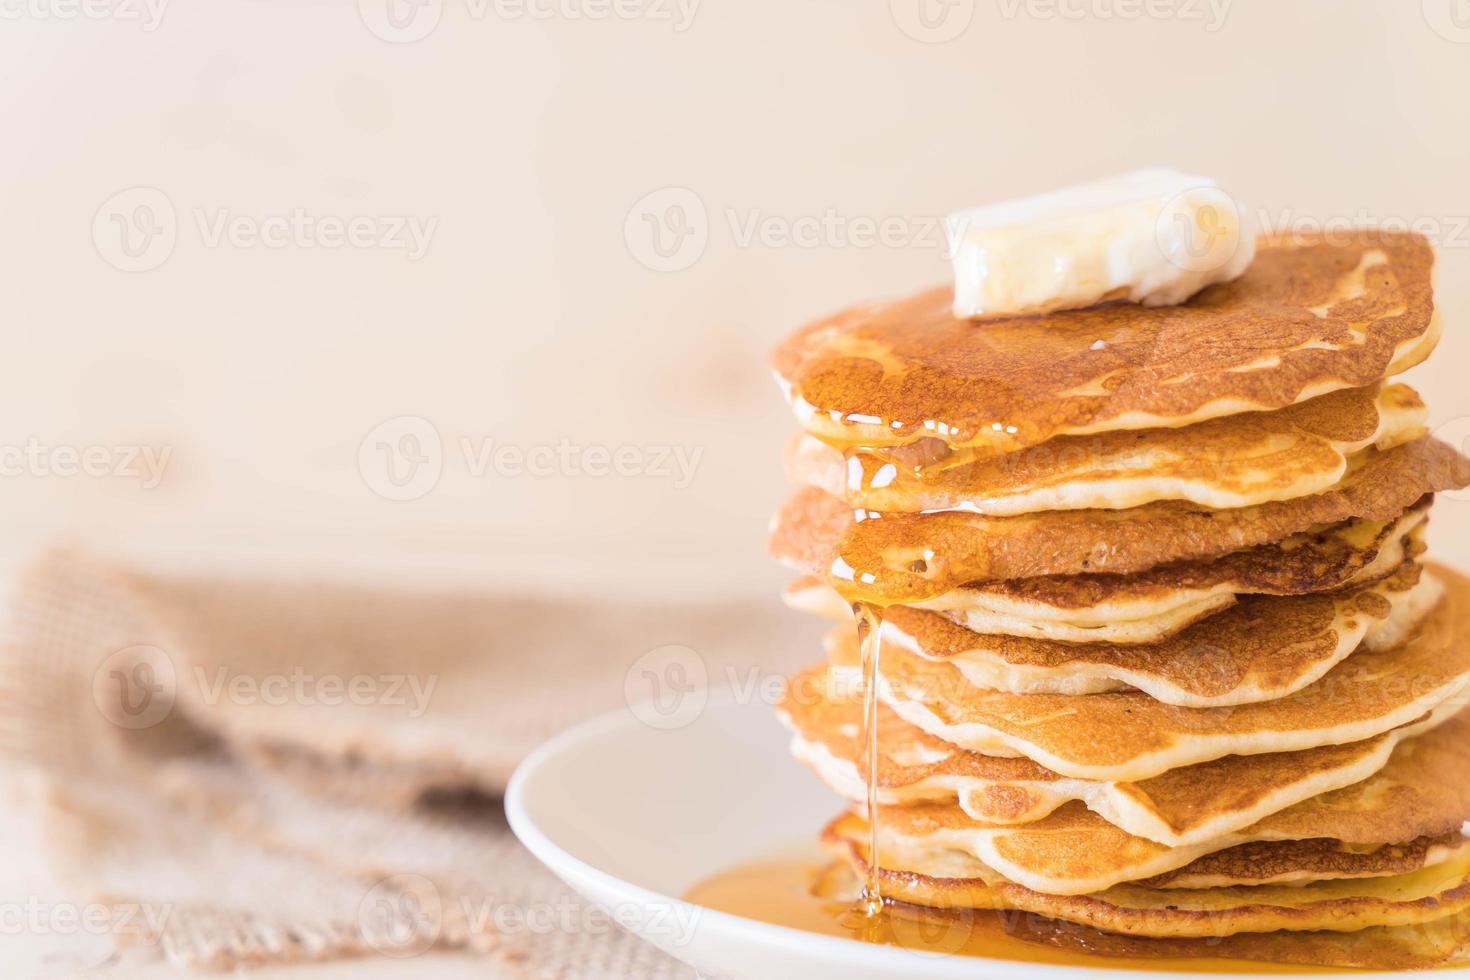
[945,169,1257,319]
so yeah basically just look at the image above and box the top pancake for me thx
[774,232,1437,453]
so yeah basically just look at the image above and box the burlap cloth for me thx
[1,551,814,975]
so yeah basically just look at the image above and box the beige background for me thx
[3,0,1469,600]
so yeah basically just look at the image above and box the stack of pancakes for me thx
[768,231,1470,969]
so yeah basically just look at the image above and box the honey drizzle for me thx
[852,600,885,921]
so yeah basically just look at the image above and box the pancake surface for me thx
[823,812,1470,938]
[772,437,1469,602]
[840,704,1470,895]
[789,383,1427,514]
[784,504,1429,643]
[798,877,1470,972]
[774,233,1436,453]
[884,562,1438,705]
[780,664,1459,846]
[850,563,1470,780]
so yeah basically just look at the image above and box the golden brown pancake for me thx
[842,563,1470,781]
[986,908,1470,971]
[883,562,1437,706]
[805,867,1470,971]
[774,232,1437,453]
[789,383,1426,514]
[779,664,1458,846]
[843,807,1470,894]
[851,704,1470,895]
[822,812,1470,939]
[783,504,1429,644]
[771,437,1469,603]
[1141,836,1470,890]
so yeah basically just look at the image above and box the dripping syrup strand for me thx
[853,600,885,921]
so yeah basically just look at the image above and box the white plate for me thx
[506,691,1466,980]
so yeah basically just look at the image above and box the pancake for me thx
[985,909,1470,971]
[771,436,1469,603]
[808,866,1470,970]
[783,504,1429,644]
[847,808,1470,894]
[789,383,1427,515]
[779,664,1461,846]
[883,562,1438,706]
[773,232,1437,454]
[1142,836,1470,890]
[841,562,1470,782]
[823,812,1470,939]
[848,704,1470,895]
